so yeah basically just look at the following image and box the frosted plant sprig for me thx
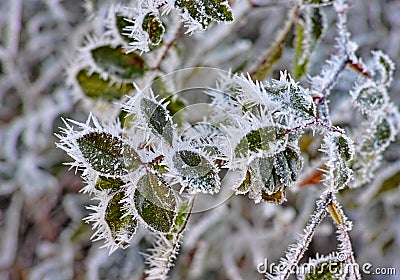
[53,0,400,279]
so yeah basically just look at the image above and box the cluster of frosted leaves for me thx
[349,51,400,188]
[236,147,302,204]
[120,92,222,195]
[106,0,233,54]
[321,133,354,191]
[202,72,314,203]
[56,107,192,254]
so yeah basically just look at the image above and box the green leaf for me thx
[303,259,345,280]
[134,174,176,233]
[105,191,138,248]
[246,147,301,203]
[203,0,234,22]
[95,176,125,191]
[76,69,134,101]
[294,18,307,78]
[141,98,174,143]
[361,116,393,154]
[172,150,220,194]
[235,126,287,157]
[372,50,395,86]
[293,8,325,79]
[91,45,147,80]
[175,0,211,29]
[142,13,165,45]
[115,15,132,43]
[235,169,253,194]
[175,0,233,29]
[374,170,400,199]
[76,131,141,176]
[150,76,186,123]
[334,135,353,161]
[265,77,316,117]
[353,84,387,113]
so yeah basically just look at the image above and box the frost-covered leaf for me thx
[105,191,138,249]
[115,14,132,43]
[76,69,134,101]
[235,169,252,194]
[361,115,394,154]
[95,176,125,191]
[322,134,354,190]
[142,13,165,45]
[91,45,148,80]
[294,8,325,79]
[372,50,395,86]
[242,147,301,204]
[172,150,220,194]
[141,97,174,143]
[134,173,176,233]
[352,82,388,114]
[235,126,288,158]
[144,198,193,279]
[334,135,353,162]
[261,147,302,194]
[265,72,316,121]
[175,0,233,31]
[76,131,141,176]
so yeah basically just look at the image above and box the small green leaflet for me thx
[141,98,174,144]
[76,131,141,176]
[361,116,393,154]
[95,176,125,191]
[353,84,387,113]
[105,191,138,248]
[76,69,134,101]
[91,45,148,80]
[134,173,176,233]
[235,126,288,158]
[294,8,325,79]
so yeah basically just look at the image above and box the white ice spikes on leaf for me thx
[236,147,302,204]
[140,97,175,144]
[56,115,141,177]
[321,133,354,191]
[134,173,177,233]
[84,189,137,255]
[170,150,221,194]
[371,50,395,87]
[76,131,141,177]
[175,0,233,33]
[90,45,148,81]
